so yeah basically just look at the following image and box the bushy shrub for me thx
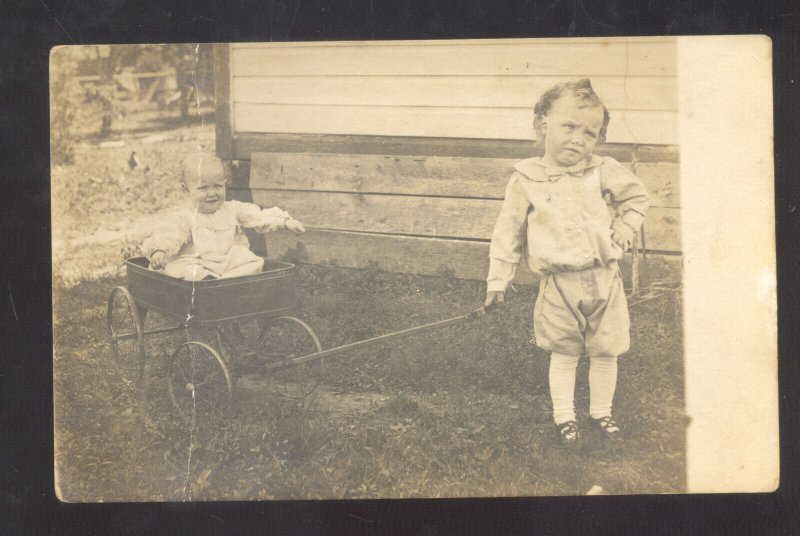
[50,47,84,165]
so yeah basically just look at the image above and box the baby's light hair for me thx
[180,152,226,184]
[533,78,610,143]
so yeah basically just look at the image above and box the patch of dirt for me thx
[236,377,455,419]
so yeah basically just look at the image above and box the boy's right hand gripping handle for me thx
[465,301,501,322]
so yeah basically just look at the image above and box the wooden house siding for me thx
[228,39,677,145]
[215,39,680,282]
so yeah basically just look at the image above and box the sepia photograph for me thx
[50,37,775,502]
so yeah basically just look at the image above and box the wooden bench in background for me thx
[229,151,681,287]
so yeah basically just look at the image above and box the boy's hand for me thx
[149,251,167,270]
[610,219,635,251]
[285,218,306,236]
[485,291,505,307]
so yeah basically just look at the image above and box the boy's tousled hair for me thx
[533,78,610,143]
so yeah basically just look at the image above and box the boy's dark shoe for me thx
[590,416,623,451]
[555,420,581,451]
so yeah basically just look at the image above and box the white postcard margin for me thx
[680,35,779,493]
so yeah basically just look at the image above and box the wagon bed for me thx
[125,256,298,327]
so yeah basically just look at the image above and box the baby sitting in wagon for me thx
[142,153,305,281]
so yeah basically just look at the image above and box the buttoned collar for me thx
[514,154,603,182]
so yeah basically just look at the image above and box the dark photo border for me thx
[2,1,798,533]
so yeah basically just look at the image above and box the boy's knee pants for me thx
[533,261,630,356]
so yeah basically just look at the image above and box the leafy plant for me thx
[50,47,84,165]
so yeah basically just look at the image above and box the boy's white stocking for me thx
[589,356,618,419]
[549,352,580,424]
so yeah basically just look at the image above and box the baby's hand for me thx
[610,219,635,251]
[149,251,167,270]
[285,218,306,235]
[485,291,504,307]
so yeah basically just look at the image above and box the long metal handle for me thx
[264,304,496,372]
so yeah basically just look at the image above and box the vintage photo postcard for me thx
[51,35,776,501]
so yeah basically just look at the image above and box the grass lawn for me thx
[52,107,686,501]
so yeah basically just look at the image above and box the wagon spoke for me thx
[258,316,323,402]
[175,360,189,383]
[194,394,212,407]
[168,341,232,423]
[192,370,223,388]
[107,286,145,386]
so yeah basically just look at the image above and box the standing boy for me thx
[485,79,649,448]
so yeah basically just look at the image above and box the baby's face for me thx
[542,95,605,167]
[184,165,226,214]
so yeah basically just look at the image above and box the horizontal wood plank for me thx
[250,153,679,207]
[250,152,516,196]
[635,163,680,207]
[264,229,682,285]
[234,102,678,145]
[233,75,677,111]
[269,229,501,281]
[231,37,678,50]
[233,132,680,162]
[254,189,502,239]
[641,207,682,252]
[248,189,681,251]
[232,41,676,77]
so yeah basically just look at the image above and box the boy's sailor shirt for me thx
[487,154,649,292]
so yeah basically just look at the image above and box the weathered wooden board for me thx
[250,152,517,197]
[268,229,501,281]
[231,41,676,77]
[234,102,678,145]
[264,229,682,286]
[232,37,676,49]
[635,163,680,207]
[233,75,677,112]
[249,153,679,207]
[247,189,681,252]
[233,133,680,163]
[252,189,503,239]
[641,207,681,252]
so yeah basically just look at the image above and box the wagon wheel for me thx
[168,341,233,421]
[107,286,145,386]
[257,317,323,401]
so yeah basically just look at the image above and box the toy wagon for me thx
[107,257,492,419]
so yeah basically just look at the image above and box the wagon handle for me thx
[264,303,500,372]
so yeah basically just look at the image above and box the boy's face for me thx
[542,95,605,167]
[183,160,226,214]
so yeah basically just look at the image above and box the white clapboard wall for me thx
[228,38,677,145]
[217,39,680,282]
